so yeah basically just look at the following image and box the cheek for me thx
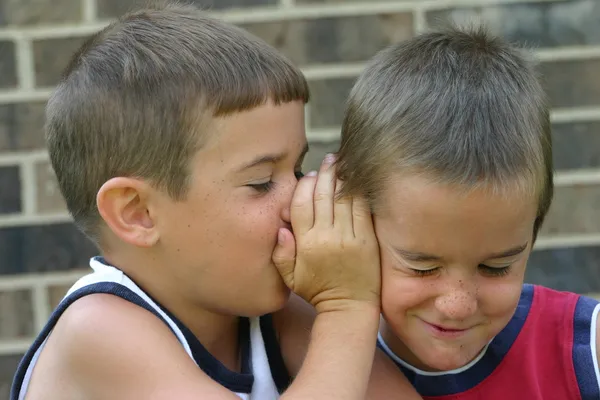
[229,195,286,243]
[381,255,431,316]
[477,256,528,321]
[477,279,523,322]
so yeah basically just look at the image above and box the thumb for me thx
[272,228,296,290]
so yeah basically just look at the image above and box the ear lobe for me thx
[97,177,160,247]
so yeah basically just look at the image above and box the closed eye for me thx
[410,267,439,277]
[247,181,275,193]
[409,264,512,278]
[478,264,512,277]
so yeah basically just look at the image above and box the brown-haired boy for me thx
[336,25,600,399]
[11,3,419,400]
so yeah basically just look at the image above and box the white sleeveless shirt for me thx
[11,257,291,400]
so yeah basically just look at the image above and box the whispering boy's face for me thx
[151,99,308,317]
[374,173,538,372]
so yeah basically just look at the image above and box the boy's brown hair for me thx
[336,25,553,239]
[46,2,309,242]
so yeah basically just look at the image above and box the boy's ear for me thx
[97,177,160,247]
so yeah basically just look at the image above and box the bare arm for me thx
[40,294,243,400]
[281,305,380,399]
[271,155,386,400]
[275,295,423,400]
[46,294,382,400]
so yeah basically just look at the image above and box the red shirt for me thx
[379,285,600,399]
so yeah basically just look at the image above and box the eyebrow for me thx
[236,143,309,172]
[395,243,529,262]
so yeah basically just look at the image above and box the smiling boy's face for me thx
[374,173,538,372]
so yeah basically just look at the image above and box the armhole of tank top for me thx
[10,282,194,400]
[572,296,600,399]
[259,314,291,393]
[590,303,600,395]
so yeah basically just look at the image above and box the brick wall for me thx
[1,0,599,396]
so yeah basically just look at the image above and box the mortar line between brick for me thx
[554,169,600,186]
[0,151,48,166]
[551,107,600,123]
[82,0,97,22]
[0,89,52,103]
[0,0,565,37]
[0,339,32,355]
[299,44,600,80]
[0,212,71,228]
[20,159,37,216]
[279,0,295,8]
[536,46,600,62]
[302,63,364,80]
[533,234,600,251]
[307,112,600,138]
[0,272,85,291]
[15,36,35,90]
[0,23,107,40]
[32,283,51,332]
[215,0,564,23]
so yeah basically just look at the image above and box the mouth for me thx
[421,320,472,339]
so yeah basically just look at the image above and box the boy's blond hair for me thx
[336,25,553,239]
[46,2,309,242]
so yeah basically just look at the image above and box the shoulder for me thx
[37,293,238,400]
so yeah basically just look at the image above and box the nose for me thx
[281,206,291,224]
[280,172,300,225]
[434,279,478,321]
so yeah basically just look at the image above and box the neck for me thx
[102,250,242,372]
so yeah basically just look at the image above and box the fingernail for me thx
[323,153,336,164]
[306,170,317,177]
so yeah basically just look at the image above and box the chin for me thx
[240,285,291,318]
[413,344,483,372]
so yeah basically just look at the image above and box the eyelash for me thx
[248,181,275,193]
[411,265,512,278]
[247,171,305,193]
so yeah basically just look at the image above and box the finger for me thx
[333,179,354,238]
[313,154,336,228]
[352,195,375,239]
[290,171,317,236]
[272,228,297,290]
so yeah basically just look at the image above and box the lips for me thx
[421,319,472,338]
[431,324,467,332]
